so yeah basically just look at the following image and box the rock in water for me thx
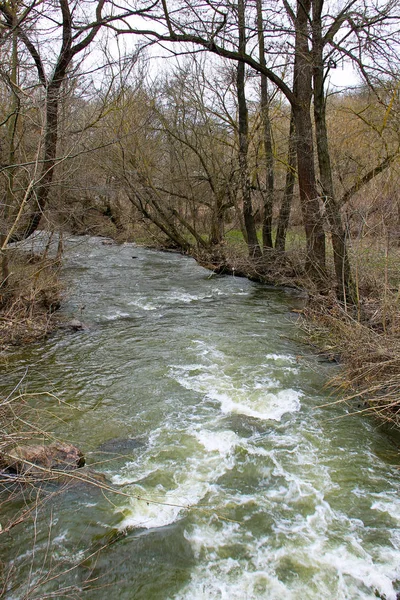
[97,438,144,455]
[4,442,85,476]
[68,319,88,331]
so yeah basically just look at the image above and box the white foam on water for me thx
[265,352,297,364]
[175,505,400,600]
[320,546,398,600]
[104,310,131,321]
[174,366,302,420]
[115,423,241,531]
[173,520,295,600]
[112,463,160,487]
[163,290,226,304]
[194,428,241,454]
[127,297,158,311]
[191,340,226,360]
[175,292,205,303]
[171,347,303,422]
[243,444,270,457]
[165,417,400,600]
[216,388,301,421]
[117,478,208,530]
[371,495,400,523]
[184,520,242,558]
[172,565,294,600]
[175,523,293,600]
[127,287,241,312]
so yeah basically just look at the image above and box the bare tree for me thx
[113,0,400,290]
[111,0,329,282]
[0,0,130,241]
[237,0,262,257]
[256,0,274,250]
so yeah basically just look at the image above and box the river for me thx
[1,235,400,599]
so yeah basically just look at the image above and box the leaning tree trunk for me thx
[237,0,262,259]
[293,0,326,284]
[127,189,192,252]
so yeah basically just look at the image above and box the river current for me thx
[1,235,400,599]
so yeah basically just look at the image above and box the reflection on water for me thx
[1,235,400,600]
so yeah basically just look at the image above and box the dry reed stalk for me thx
[302,289,400,426]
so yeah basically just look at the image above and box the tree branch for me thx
[339,153,398,207]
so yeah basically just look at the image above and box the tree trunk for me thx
[16,81,62,240]
[1,10,18,285]
[256,0,274,250]
[237,0,262,259]
[312,0,354,302]
[293,0,326,283]
[275,111,296,251]
[127,190,192,252]
[210,193,225,246]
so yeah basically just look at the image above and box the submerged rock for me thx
[67,318,88,331]
[2,441,85,476]
[97,437,145,456]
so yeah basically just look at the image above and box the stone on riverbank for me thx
[1,441,85,476]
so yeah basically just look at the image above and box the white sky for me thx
[327,63,362,91]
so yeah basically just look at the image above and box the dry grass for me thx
[301,270,400,426]
[0,249,63,352]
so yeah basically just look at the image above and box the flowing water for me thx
[1,235,400,599]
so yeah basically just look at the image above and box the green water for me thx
[1,235,400,599]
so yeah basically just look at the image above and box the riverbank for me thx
[300,296,400,427]
[190,239,400,429]
[0,248,62,354]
